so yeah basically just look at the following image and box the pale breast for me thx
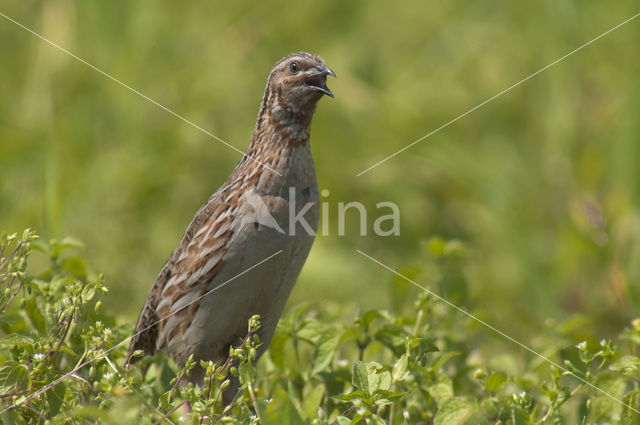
[166,144,319,366]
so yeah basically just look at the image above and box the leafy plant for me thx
[1,230,639,424]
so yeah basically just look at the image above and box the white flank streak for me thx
[213,223,229,239]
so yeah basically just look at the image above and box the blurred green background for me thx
[1,1,639,343]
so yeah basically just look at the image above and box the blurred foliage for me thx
[2,230,640,423]
[1,0,640,420]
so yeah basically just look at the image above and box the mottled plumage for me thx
[127,52,334,399]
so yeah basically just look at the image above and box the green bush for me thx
[1,229,639,424]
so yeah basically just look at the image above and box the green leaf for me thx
[62,256,87,280]
[47,381,66,417]
[351,361,391,396]
[49,275,75,292]
[311,327,345,375]
[510,406,530,425]
[0,312,25,331]
[269,331,290,369]
[434,397,476,425]
[51,237,84,258]
[374,323,407,354]
[590,372,626,422]
[369,414,387,425]
[352,361,369,393]
[359,310,383,329]
[428,376,454,405]
[301,384,325,419]
[372,389,408,405]
[407,336,439,363]
[1,333,34,348]
[432,352,460,370]
[622,390,640,425]
[485,372,507,393]
[392,353,409,381]
[286,380,304,418]
[82,282,97,301]
[369,368,391,393]
[336,417,351,425]
[335,390,368,401]
[297,319,324,344]
[372,389,408,399]
[24,298,46,334]
[239,360,257,384]
[611,355,640,377]
[0,361,29,393]
[262,388,305,425]
[287,303,311,323]
[351,413,364,424]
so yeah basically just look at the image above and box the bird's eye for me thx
[289,61,299,74]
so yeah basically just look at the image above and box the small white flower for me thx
[336,359,349,366]
[103,372,114,379]
[576,341,587,350]
[33,353,45,361]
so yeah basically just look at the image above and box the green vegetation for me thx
[2,230,640,424]
[1,1,640,423]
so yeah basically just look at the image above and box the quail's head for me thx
[267,52,335,114]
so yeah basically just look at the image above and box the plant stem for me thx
[152,400,185,425]
[0,242,22,271]
[248,382,261,418]
[0,280,24,315]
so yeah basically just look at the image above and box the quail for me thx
[127,52,334,403]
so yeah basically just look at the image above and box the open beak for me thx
[305,67,336,98]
